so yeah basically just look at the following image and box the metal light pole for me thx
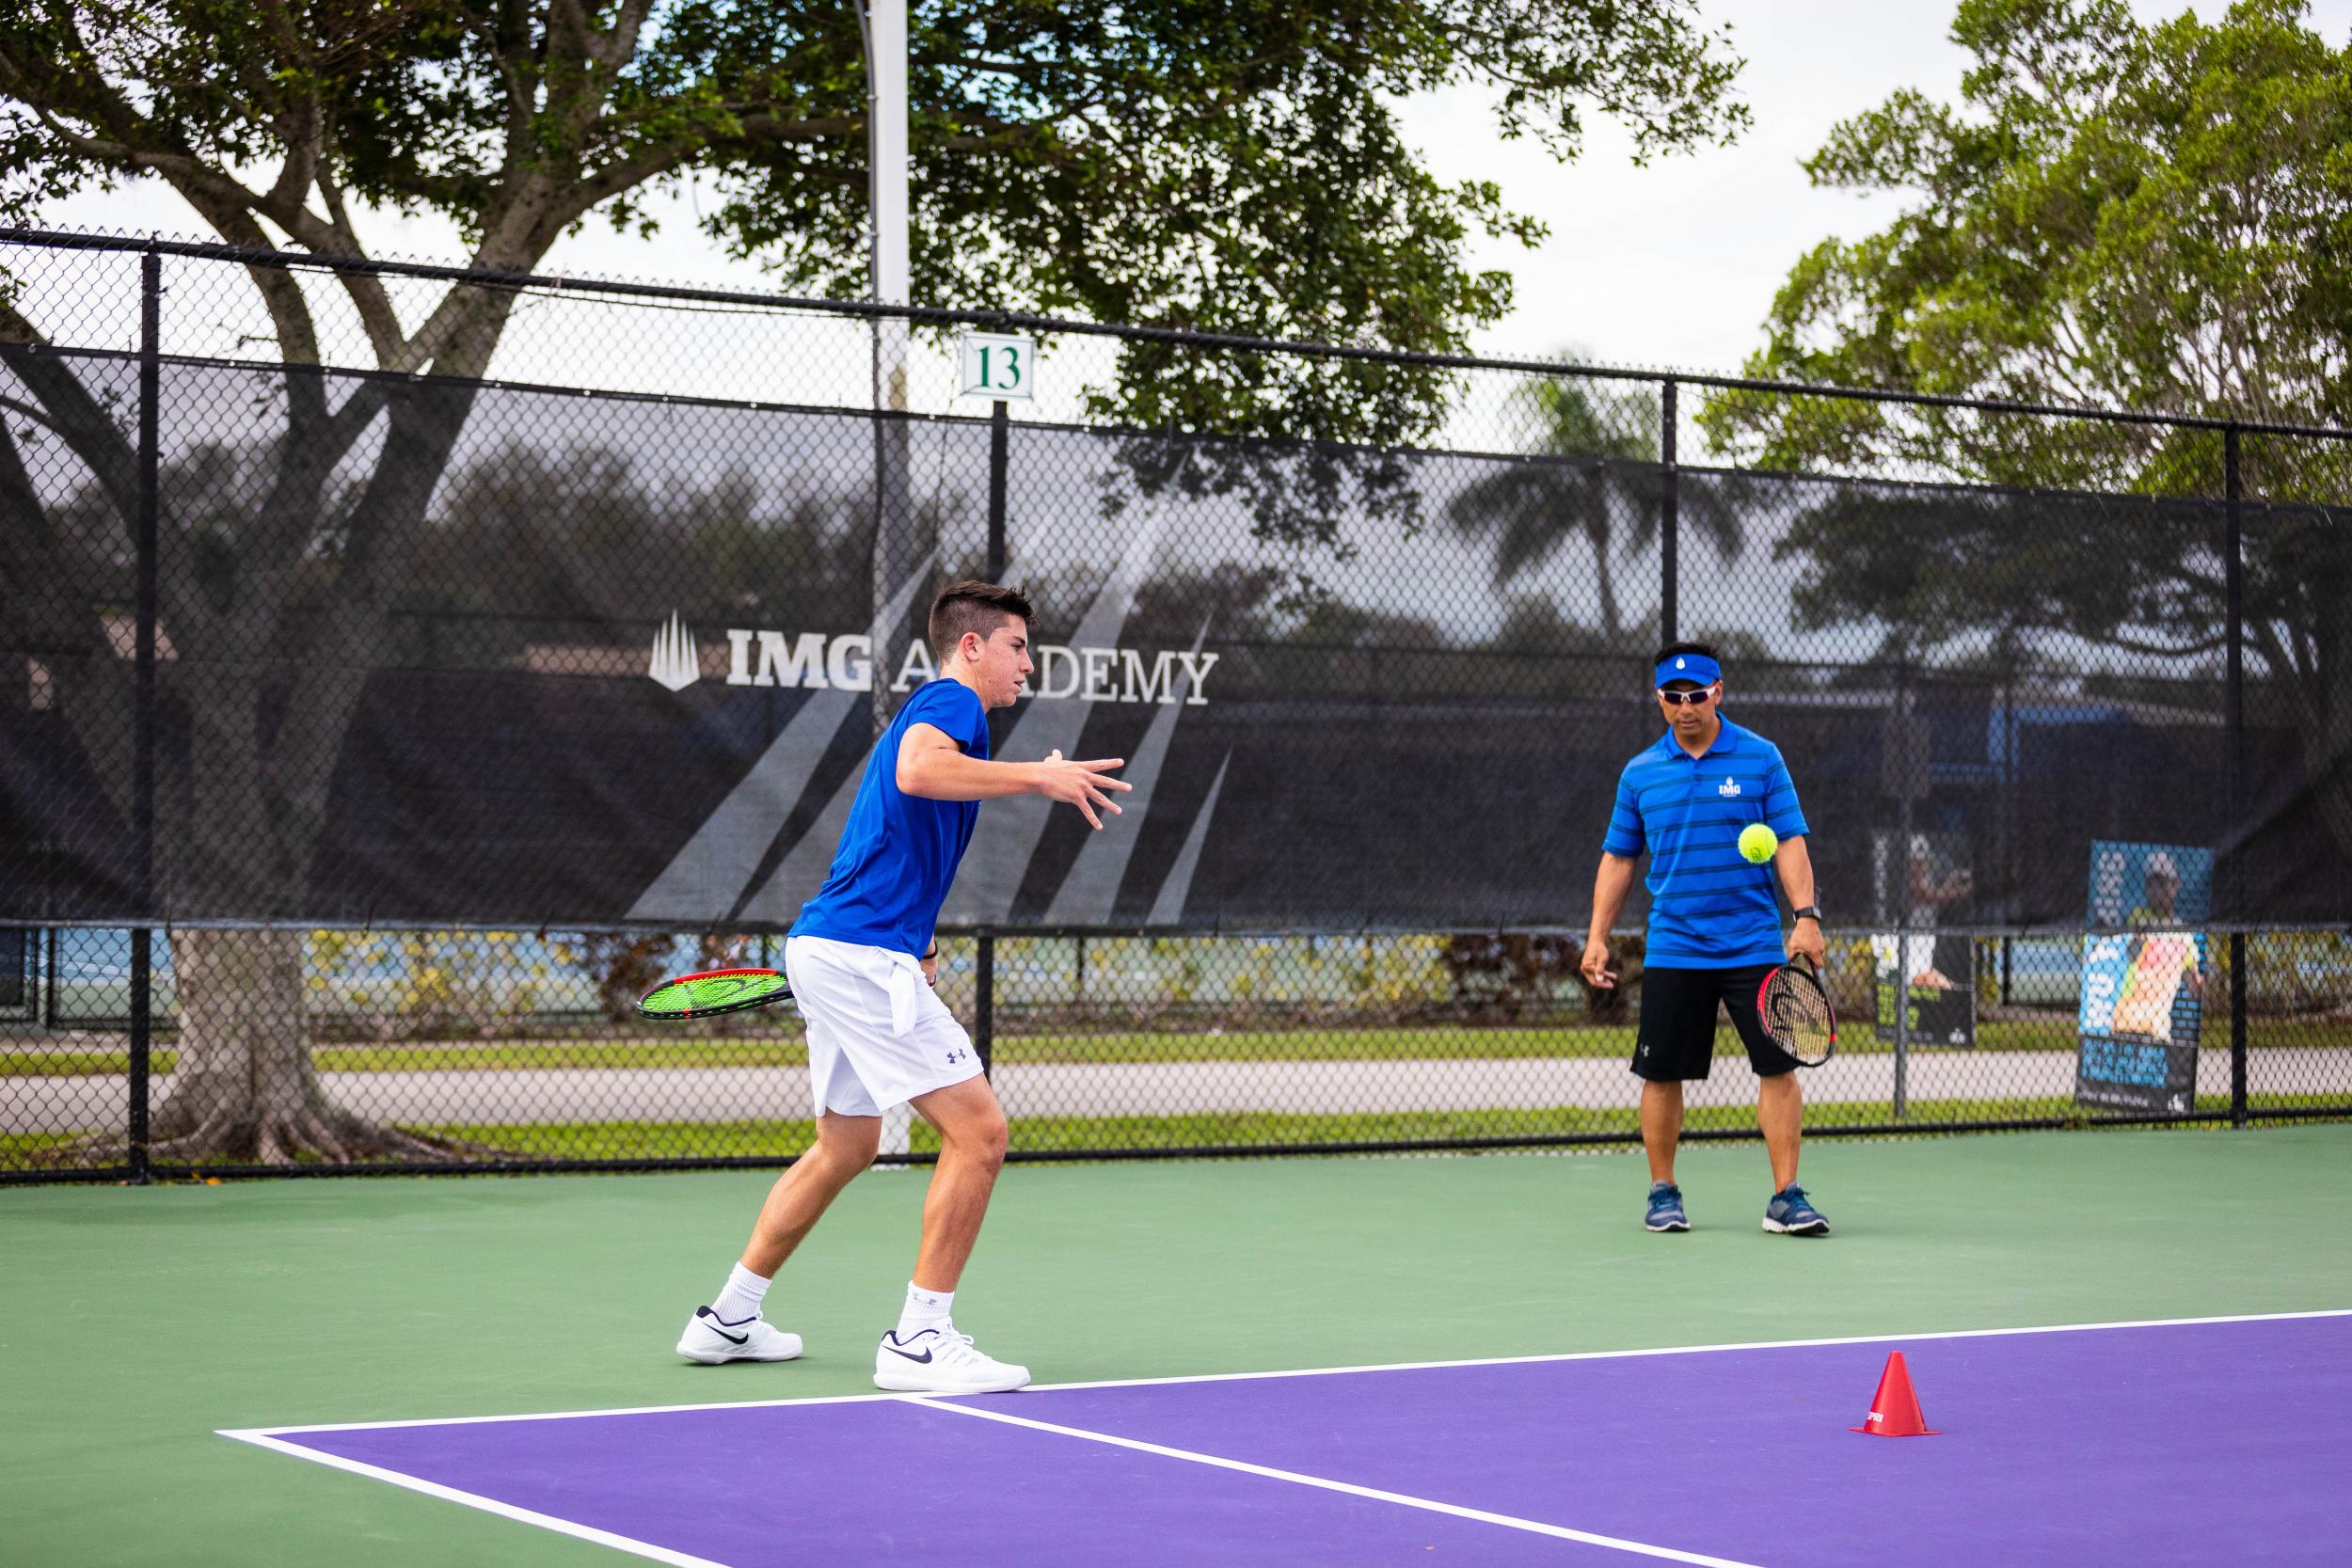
[862,0,916,735]
[862,0,918,1158]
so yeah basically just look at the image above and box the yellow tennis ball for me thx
[1739,823,1778,863]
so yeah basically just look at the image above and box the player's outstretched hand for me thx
[1036,749,1132,830]
[1580,938,1618,990]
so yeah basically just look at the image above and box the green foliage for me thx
[0,0,1755,584]
[0,2,1751,578]
[2207,930,2352,1015]
[1446,361,1749,639]
[1696,0,2352,857]
[4,1,1745,364]
[1438,931,1584,1021]
[308,928,558,1038]
[1825,935,1881,1020]
[1702,0,2352,485]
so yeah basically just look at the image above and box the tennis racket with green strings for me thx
[636,967,794,1022]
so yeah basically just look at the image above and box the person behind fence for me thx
[1580,641,1831,1237]
[1899,832,1972,989]
[675,580,1131,1392]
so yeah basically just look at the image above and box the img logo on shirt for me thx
[1718,778,1742,798]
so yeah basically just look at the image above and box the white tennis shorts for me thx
[784,934,982,1117]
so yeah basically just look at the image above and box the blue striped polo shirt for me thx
[1602,717,1808,967]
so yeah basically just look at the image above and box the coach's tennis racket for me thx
[636,967,793,1021]
[1757,953,1836,1068]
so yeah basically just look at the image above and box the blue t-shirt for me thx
[790,678,991,956]
[1602,717,1809,967]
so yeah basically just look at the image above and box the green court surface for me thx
[6,1124,2349,1567]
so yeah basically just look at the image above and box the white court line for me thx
[221,1388,895,1437]
[906,1396,1764,1568]
[1024,1306,2352,1395]
[217,1430,728,1568]
[224,1307,2352,1436]
[219,1309,2352,1568]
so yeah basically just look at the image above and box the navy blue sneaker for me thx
[1763,1184,1829,1236]
[1645,1181,1689,1232]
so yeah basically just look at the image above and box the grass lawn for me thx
[7,1013,2344,1078]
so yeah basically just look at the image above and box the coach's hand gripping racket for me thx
[1756,953,1836,1068]
[636,967,793,1022]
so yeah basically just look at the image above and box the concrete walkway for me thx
[9,1047,2347,1132]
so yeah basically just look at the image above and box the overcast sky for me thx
[35,0,2352,381]
[1397,0,2352,372]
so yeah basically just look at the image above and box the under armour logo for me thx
[946,1049,967,1065]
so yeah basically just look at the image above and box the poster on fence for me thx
[1868,832,1976,1047]
[2074,841,2211,1114]
[1871,932,1977,1046]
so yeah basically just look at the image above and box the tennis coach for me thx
[1580,641,1831,1237]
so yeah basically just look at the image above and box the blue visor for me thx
[1655,652,1722,689]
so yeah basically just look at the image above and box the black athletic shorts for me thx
[1632,964,1799,1082]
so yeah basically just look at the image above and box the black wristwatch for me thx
[1791,906,1821,923]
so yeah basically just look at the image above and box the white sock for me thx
[711,1262,771,1324]
[896,1282,954,1338]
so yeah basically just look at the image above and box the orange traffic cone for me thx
[1851,1350,1940,1436]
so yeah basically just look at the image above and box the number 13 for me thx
[980,344,1022,391]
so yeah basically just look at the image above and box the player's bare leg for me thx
[1641,1079,1684,1184]
[741,1111,882,1275]
[1756,1070,1802,1193]
[873,1075,1025,1392]
[906,1074,1009,1291]
[677,1113,876,1364]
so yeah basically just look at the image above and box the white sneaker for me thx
[676,1306,803,1365]
[873,1326,1030,1393]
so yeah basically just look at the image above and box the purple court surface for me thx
[226,1311,2352,1567]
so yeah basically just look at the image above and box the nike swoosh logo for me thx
[710,1325,749,1345]
[883,1343,934,1364]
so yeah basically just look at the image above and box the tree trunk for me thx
[30,354,509,1167]
[1587,516,1623,641]
[32,927,473,1167]
[137,927,463,1163]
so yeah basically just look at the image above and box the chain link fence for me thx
[6,229,2351,1180]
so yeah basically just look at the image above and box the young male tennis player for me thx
[1580,641,1832,1237]
[676,581,1129,1392]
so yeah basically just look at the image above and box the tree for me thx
[1705,0,2348,476]
[1,0,1745,1163]
[1447,369,1742,639]
[1697,0,2352,864]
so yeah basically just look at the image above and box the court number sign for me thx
[959,332,1036,402]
